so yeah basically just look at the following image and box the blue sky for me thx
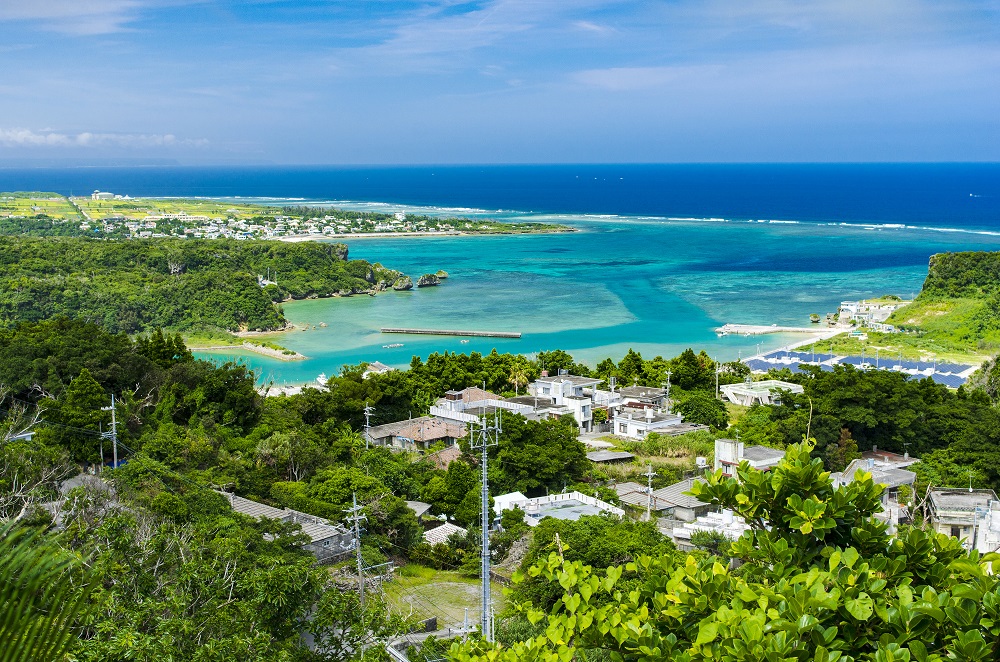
[0,0,997,164]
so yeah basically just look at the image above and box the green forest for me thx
[0,237,403,333]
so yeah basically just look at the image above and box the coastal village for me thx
[1,190,569,239]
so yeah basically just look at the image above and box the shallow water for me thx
[194,216,1000,384]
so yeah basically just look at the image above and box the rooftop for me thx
[722,379,804,395]
[615,408,683,425]
[741,445,786,463]
[833,458,917,489]
[652,477,708,510]
[930,489,999,512]
[586,450,636,463]
[367,415,467,443]
[423,522,468,545]
[406,500,433,518]
[618,386,667,399]
[536,373,602,386]
[498,490,624,525]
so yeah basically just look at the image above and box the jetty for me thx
[716,323,829,336]
[380,327,521,339]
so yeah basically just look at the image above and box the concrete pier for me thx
[380,327,521,338]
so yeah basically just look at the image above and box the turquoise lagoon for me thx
[195,213,1000,385]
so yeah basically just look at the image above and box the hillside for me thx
[888,250,1000,353]
[0,237,403,334]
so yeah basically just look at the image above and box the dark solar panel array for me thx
[744,352,969,386]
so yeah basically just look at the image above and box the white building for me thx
[91,190,115,200]
[612,407,685,439]
[493,491,624,527]
[720,379,804,406]
[831,449,918,527]
[928,489,999,549]
[672,510,752,550]
[714,438,785,477]
[528,372,601,432]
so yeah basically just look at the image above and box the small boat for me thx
[383,343,404,349]
[460,339,470,344]
[316,373,328,386]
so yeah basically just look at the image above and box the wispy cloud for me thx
[0,0,141,34]
[573,65,721,91]
[0,128,207,148]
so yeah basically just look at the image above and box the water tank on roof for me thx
[696,457,708,468]
[722,510,734,525]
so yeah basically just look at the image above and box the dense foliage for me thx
[453,443,1000,662]
[0,237,402,333]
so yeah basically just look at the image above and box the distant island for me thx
[0,191,575,239]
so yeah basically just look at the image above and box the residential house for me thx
[362,360,395,379]
[423,522,467,545]
[220,492,355,563]
[366,416,467,451]
[720,379,804,406]
[611,407,685,439]
[927,489,999,548]
[714,438,785,477]
[492,490,624,527]
[831,449,918,526]
[614,477,713,522]
[528,371,601,432]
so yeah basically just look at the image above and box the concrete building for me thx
[430,387,533,424]
[366,416,467,451]
[928,489,999,548]
[714,438,785,477]
[220,492,355,563]
[672,510,752,551]
[617,386,669,410]
[528,371,601,431]
[615,478,713,522]
[612,407,685,439]
[720,379,804,406]
[91,190,115,200]
[493,490,624,527]
[832,450,918,526]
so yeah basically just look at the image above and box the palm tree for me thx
[0,522,93,662]
[509,363,529,396]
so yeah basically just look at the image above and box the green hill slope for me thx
[0,237,402,334]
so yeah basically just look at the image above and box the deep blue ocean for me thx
[2,164,998,383]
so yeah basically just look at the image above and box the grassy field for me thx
[0,192,80,220]
[74,196,273,221]
[798,327,990,365]
[383,564,506,629]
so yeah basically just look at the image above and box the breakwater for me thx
[380,327,521,338]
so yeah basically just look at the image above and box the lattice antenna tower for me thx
[469,410,501,643]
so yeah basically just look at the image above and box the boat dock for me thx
[380,327,521,338]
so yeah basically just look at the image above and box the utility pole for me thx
[363,403,374,449]
[642,464,656,522]
[469,411,500,643]
[344,493,368,606]
[101,394,118,469]
[714,357,720,400]
[664,371,672,413]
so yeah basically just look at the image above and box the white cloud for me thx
[0,128,207,148]
[0,0,140,34]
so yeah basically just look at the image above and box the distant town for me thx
[0,190,574,239]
